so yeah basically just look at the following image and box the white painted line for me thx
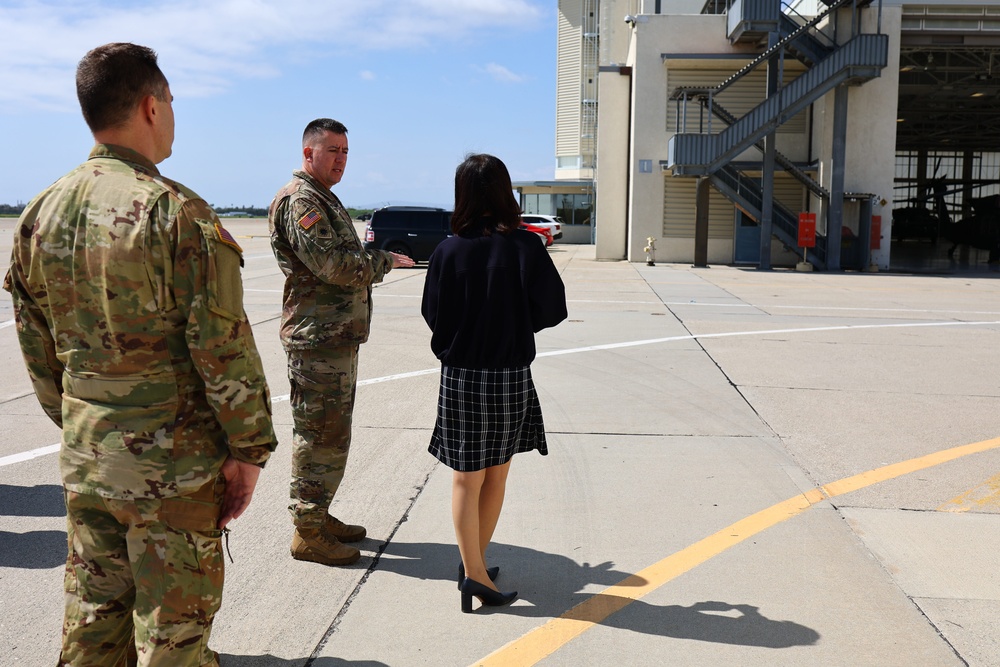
[330,294,1000,317]
[0,443,60,467]
[535,319,1000,357]
[0,319,15,330]
[5,318,999,469]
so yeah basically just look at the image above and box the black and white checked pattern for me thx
[428,366,548,472]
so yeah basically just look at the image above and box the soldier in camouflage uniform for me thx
[269,118,414,566]
[4,43,277,666]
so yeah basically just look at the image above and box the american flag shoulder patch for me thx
[215,222,242,252]
[298,209,322,229]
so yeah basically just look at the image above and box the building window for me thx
[556,194,594,225]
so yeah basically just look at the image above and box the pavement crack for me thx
[0,391,37,405]
[304,464,438,665]
[250,314,281,326]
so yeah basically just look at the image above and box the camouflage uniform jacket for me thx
[268,170,394,350]
[4,144,277,500]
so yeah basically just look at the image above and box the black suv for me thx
[363,206,452,262]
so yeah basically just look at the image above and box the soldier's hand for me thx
[218,457,263,529]
[390,252,415,268]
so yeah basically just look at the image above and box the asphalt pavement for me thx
[1,218,999,666]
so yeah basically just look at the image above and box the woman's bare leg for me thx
[452,469,496,590]
[478,460,512,567]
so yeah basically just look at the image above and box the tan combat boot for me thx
[325,515,366,543]
[291,527,360,566]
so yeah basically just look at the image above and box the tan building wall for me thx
[595,66,632,259]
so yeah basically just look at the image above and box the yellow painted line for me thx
[822,436,1000,497]
[473,436,1000,667]
[938,471,1000,513]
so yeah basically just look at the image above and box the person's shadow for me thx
[220,657,388,666]
[0,483,66,568]
[600,599,820,648]
[374,541,819,648]
[375,540,643,619]
[0,483,65,517]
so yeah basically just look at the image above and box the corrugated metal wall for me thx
[662,173,806,238]
[666,68,807,135]
[662,177,734,239]
[557,0,584,157]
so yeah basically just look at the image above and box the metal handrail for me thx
[715,0,857,96]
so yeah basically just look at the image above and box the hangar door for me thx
[733,175,809,264]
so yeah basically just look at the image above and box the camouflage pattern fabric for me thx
[4,143,277,665]
[5,144,277,499]
[287,347,358,527]
[269,170,393,526]
[60,476,225,667]
[268,170,394,350]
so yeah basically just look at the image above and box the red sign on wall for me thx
[798,212,816,248]
[871,215,881,250]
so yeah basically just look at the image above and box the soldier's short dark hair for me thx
[303,118,348,146]
[76,43,170,133]
[451,154,521,236]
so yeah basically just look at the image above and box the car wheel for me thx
[384,241,412,258]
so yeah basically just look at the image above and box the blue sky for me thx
[0,0,557,209]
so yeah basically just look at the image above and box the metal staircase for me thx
[670,0,887,268]
[668,34,887,174]
[711,165,827,266]
[671,91,829,200]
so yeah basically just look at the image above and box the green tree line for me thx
[2,203,374,219]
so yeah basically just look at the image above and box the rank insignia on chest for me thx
[214,222,243,252]
[299,209,322,230]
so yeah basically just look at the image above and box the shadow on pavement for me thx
[601,599,820,648]
[221,656,388,666]
[376,543,819,648]
[375,540,646,619]
[0,483,65,517]
[0,530,66,568]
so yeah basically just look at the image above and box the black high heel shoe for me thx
[458,562,499,589]
[460,577,517,613]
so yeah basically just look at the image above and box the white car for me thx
[520,214,563,241]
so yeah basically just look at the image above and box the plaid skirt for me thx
[428,365,548,472]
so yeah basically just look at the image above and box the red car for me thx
[520,222,553,247]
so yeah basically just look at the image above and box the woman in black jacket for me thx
[421,153,567,613]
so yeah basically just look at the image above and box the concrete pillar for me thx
[826,84,849,271]
[694,176,710,267]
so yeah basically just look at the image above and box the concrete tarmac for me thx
[1,218,999,666]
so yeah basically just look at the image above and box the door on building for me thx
[733,210,760,264]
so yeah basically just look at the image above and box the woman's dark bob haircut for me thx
[451,153,521,236]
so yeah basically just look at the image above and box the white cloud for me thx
[359,70,377,81]
[0,0,545,111]
[483,63,527,84]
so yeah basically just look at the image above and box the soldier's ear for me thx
[302,145,313,162]
[139,94,157,125]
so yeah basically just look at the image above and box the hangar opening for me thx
[894,9,1000,270]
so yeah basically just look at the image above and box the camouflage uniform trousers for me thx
[287,346,359,529]
[60,475,225,667]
